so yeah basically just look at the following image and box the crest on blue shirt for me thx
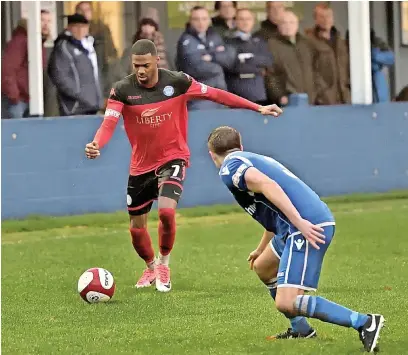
[163,86,174,97]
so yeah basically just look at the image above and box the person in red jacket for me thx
[85,39,282,293]
[1,11,51,118]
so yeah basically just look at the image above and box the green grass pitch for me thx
[2,192,408,354]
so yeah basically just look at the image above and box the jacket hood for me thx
[54,30,90,54]
[12,19,27,36]
[274,32,305,45]
[261,19,278,31]
[310,25,340,38]
[54,30,74,45]
[212,15,230,29]
[185,25,217,39]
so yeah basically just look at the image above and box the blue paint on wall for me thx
[2,103,408,219]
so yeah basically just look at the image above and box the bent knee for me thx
[253,259,267,278]
[275,297,297,317]
[253,258,276,282]
[158,208,175,226]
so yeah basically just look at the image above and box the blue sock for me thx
[265,279,313,335]
[295,295,369,330]
[290,316,314,335]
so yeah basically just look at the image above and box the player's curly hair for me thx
[207,126,242,156]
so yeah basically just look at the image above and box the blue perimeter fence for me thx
[2,102,408,219]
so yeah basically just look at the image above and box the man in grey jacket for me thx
[48,14,103,116]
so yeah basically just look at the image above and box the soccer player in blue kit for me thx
[207,126,385,353]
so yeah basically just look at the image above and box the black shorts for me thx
[127,159,186,216]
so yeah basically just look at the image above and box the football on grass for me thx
[78,268,115,303]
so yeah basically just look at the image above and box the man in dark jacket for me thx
[176,6,235,110]
[225,9,273,104]
[1,11,50,118]
[76,1,118,98]
[266,10,318,105]
[212,1,237,38]
[305,3,350,105]
[254,1,286,41]
[48,14,103,116]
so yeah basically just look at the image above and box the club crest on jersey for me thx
[163,86,174,97]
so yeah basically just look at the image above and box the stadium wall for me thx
[2,103,408,219]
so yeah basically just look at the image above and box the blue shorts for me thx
[270,222,335,291]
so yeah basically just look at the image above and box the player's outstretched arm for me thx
[184,77,283,117]
[207,87,283,116]
[244,167,326,250]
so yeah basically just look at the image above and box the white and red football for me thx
[77,267,116,303]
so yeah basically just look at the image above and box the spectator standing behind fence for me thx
[224,9,273,105]
[212,1,237,38]
[1,11,51,118]
[346,29,395,103]
[76,1,117,98]
[254,1,286,41]
[265,10,317,106]
[176,6,235,110]
[48,14,103,116]
[305,3,350,105]
[119,10,169,78]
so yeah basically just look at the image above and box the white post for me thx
[348,1,372,105]
[26,0,44,116]
[4,1,12,42]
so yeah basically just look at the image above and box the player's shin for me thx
[265,278,313,335]
[129,228,155,269]
[294,295,369,330]
[158,208,176,266]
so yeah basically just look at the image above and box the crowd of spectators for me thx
[1,1,405,118]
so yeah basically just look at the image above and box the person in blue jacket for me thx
[176,6,235,110]
[347,29,395,103]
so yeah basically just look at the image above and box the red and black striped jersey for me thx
[94,69,260,175]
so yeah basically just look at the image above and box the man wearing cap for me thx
[48,13,103,116]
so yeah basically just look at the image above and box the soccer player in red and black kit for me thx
[85,39,282,292]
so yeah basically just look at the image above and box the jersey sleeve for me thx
[220,157,254,191]
[93,82,124,149]
[182,74,261,111]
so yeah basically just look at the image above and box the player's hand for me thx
[247,249,263,270]
[296,218,326,250]
[85,141,100,159]
[259,104,283,117]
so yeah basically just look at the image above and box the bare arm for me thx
[257,230,275,252]
[184,78,283,117]
[247,229,275,269]
[244,167,326,249]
